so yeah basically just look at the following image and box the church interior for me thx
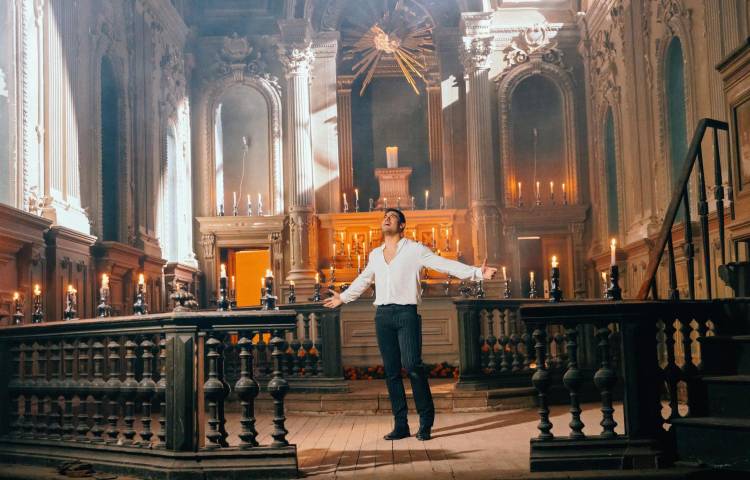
[1,0,750,478]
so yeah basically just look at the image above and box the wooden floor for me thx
[237,402,626,479]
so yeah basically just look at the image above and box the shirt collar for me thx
[377,236,408,252]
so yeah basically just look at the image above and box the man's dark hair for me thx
[384,208,406,230]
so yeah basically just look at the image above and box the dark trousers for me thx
[375,304,435,429]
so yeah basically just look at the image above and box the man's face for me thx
[381,211,404,235]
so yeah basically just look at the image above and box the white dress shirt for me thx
[339,237,483,305]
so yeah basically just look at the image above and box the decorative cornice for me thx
[500,23,568,73]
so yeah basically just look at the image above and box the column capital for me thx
[279,43,315,77]
[460,36,493,73]
[336,74,354,92]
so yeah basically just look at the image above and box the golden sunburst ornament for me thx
[342,0,434,96]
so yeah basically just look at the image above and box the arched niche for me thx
[213,84,273,215]
[498,63,579,206]
[197,76,283,217]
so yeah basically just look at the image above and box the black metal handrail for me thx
[638,118,731,300]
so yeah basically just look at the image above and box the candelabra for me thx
[443,276,452,296]
[262,275,278,310]
[310,280,322,302]
[549,265,563,302]
[287,282,296,304]
[458,280,471,297]
[97,289,111,317]
[529,277,538,299]
[601,273,609,299]
[171,282,198,312]
[343,200,349,213]
[12,295,24,325]
[133,284,148,315]
[475,280,486,299]
[64,290,77,320]
[32,293,44,323]
[217,276,230,311]
[327,269,336,296]
[606,265,622,301]
[504,279,512,299]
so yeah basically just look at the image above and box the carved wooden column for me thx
[280,21,318,294]
[336,75,354,198]
[426,82,444,202]
[460,14,501,266]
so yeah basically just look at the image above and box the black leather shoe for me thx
[383,428,410,440]
[416,427,431,441]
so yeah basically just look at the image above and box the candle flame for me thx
[551,255,558,268]
[13,292,19,300]
[265,269,274,278]
[138,273,145,285]
[34,284,41,296]
[67,284,77,294]
[290,280,295,286]
[315,273,320,283]
[611,238,617,248]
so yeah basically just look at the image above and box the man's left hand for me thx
[479,258,497,280]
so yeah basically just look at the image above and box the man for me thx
[324,208,497,441]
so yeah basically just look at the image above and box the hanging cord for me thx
[238,135,248,203]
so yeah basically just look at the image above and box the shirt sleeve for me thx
[418,243,483,281]
[339,252,376,303]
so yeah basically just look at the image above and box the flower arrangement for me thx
[344,362,459,380]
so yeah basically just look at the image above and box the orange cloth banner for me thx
[235,249,270,307]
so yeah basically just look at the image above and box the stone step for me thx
[703,375,750,418]
[225,383,538,415]
[699,335,750,375]
[672,416,750,471]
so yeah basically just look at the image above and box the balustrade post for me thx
[0,342,15,437]
[486,309,497,373]
[34,342,48,438]
[155,335,166,448]
[562,326,585,438]
[290,315,302,377]
[302,315,313,376]
[8,344,22,437]
[104,338,121,444]
[61,340,75,440]
[165,331,196,452]
[320,310,344,378]
[313,314,323,377]
[90,340,106,442]
[268,332,289,447]
[531,327,552,440]
[593,324,618,437]
[204,335,226,449]
[47,341,61,439]
[76,339,91,441]
[22,343,34,438]
[138,337,156,446]
[456,303,483,386]
[121,338,139,445]
[236,333,260,448]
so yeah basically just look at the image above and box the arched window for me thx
[666,37,687,186]
[604,107,619,237]
[100,56,120,241]
[214,84,271,214]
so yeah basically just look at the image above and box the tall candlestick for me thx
[529,271,537,299]
[233,191,238,216]
[549,181,554,204]
[517,181,523,207]
[562,182,567,205]
[315,272,320,284]
[257,193,263,215]
[550,256,562,302]
[247,194,252,216]
[425,190,429,209]
[610,238,617,266]
[354,188,359,212]
[535,181,541,205]
[32,284,43,323]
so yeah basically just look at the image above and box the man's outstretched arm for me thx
[419,244,497,280]
[324,254,375,308]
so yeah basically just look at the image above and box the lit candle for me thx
[340,232,344,242]
[343,193,348,206]
[562,182,567,204]
[13,292,19,301]
[502,266,507,281]
[456,239,460,252]
[233,191,237,210]
[261,277,265,289]
[518,181,522,198]
[549,181,554,197]
[535,181,540,199]
[425,190,429,209]
[347,243,351,257]
[102,273,109,290]
[231,275,235,290]
[551,255,558,268]
[68,284,77,294]
[431,226,435,239]
[610,238,617,266]
[530,271,535,283]
[357,254,361,270]
[138,273,145,286]
[368,230,373,244]
[220,263,227,279]
[290,280,295,287]
[265,268,274,278]
[601,271,608,283]
[315,272,320,284]
[355,188,359,202]
[34,284,41,296]
[333,242,336,256]
[258,193,263,213]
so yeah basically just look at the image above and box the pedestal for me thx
[374,167,412,209]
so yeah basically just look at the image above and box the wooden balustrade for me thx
[454,299,566,390]
[0,310,299,479]
[235,302,348,392]
[519,299,743,472]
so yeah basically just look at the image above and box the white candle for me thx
[549,181,554,196]
[535,181,540,199]
[601,271,608,283]
[258,193,262,213]
[265,269,274,278]
[332,242,336,256]
[261,277,265,289]
[530,271,535,282]
[502,266,507,281]
[347,243,351,257]
[518,181,522,199]
[551,255,558,268]
[290,280,295,287]
[425,190,429,209]
[220,263,227,279]
[357,254,361,270]
[456,239,460,252]
[355,188,359,202]
[315,273,320,284]
[610,238,617,266]
[102,273,109,290]
[233,191,237,208]
[343,193,348,206]
[13,292,19,301]
[34,284,41,296]
[231,275,235,290]
[138,273,145,286]
[386,146,399,168]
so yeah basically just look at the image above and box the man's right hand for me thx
[323,289,343,308]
